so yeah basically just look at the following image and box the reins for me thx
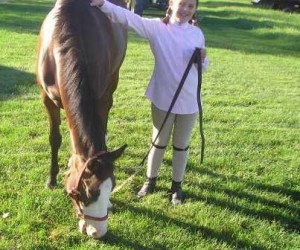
[112,47,205,194]
[67,151,109,221]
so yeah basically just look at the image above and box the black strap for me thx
[195,48,205,163]
[173,145,189,151]
[152,142,167,149]
[139,48,205,166]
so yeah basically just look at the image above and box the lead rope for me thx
[112,48,204,194]
[196,48,205,163]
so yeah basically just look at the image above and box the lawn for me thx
[0,0,299,249]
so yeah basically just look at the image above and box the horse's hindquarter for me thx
[37,0,127,105]
[37,7,63,108]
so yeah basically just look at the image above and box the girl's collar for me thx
[169,17,189,28]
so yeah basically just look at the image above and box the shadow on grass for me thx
[204,1,251,8]
[106,163,299,248]
[0,65,36,100]
[0,1,52,34]
[196,167,300,202]
[108,199,267,249]
[136,156,300,233]
[184,165,300,233]
[202,15,300,57]
[103,231,167,250]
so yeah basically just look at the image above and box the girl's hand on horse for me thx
[90,0,105,7]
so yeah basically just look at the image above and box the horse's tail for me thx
[54,0,110,153]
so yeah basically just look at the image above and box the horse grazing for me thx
[36,0,127,238]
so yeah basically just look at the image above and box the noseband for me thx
[67,151,109,221]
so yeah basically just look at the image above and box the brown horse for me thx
[36,0,127,238]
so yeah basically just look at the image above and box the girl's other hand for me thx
[90,0,105,7]
[200,48,206,63]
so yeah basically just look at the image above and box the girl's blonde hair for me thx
[162,0,199,25]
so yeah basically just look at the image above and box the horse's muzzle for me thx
[79,219,108,239]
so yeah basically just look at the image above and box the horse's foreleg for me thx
[42,91,62,188]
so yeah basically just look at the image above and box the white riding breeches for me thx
[147,104,197,182]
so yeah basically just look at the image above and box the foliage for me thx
[252,0,300,13]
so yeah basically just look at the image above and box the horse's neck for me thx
[70,132,106,158]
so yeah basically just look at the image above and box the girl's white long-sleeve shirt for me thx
[100,0,209,114]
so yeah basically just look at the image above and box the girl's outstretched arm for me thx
[90,0,156,39]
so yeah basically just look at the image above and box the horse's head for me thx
[65,145,126,239]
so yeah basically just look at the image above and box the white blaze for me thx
[80,178,113,238]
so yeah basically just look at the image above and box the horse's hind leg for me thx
[42,91,62,188]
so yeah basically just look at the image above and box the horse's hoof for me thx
[46,180,58,189]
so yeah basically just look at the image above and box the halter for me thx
[67,151,109,221]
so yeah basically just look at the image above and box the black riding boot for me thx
[137,177,157,198]
[170,180,184,205]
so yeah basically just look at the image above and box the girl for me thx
[90,0,209,204]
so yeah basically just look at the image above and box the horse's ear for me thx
[106,144,127,162]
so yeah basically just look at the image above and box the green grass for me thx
[1,0,300,249]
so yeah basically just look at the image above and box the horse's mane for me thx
[54,0,110,155]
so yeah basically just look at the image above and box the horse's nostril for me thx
[86,225,97,237]
[91,230,107,239]
[91,230,98,238]
[85,223,108,239]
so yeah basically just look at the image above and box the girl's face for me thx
[170,0,197,24]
